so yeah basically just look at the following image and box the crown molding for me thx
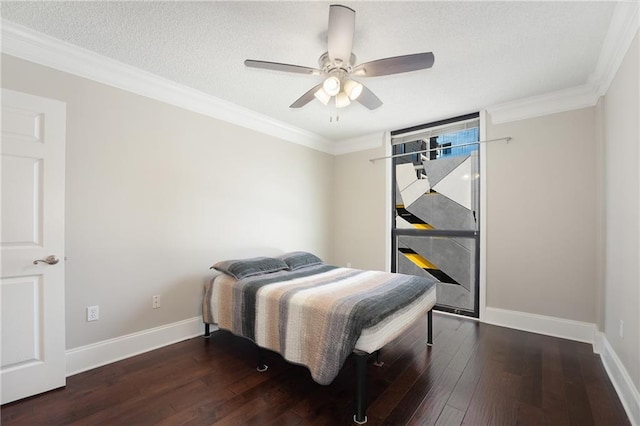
[487,2,638,125]
[486,83,599,125]
[0,19,335,154]
[590,1,640,97]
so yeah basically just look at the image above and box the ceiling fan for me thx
[244,4,435,111]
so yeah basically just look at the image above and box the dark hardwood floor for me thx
[1,313,629,425]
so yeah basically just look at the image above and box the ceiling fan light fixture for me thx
[343,79,363,100]
[335,91,351,108]
[323,75,341,96]
[314,87,331,105]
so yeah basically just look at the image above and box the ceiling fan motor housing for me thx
[319,52,357,74]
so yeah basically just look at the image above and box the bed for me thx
[202,252,437,424]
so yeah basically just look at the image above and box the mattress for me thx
[203,264,437,384]
[354,284,436,353]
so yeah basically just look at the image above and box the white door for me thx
[1,89,66,404]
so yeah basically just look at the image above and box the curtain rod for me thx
[368,137,512,163]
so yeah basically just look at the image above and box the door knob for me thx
[33,255,60,265]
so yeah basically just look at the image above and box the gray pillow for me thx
[278,251,323,270]
[211,256,288,279]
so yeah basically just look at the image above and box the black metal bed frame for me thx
[203,309,433,424]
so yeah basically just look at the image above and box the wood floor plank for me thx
[584,382,630,426]
[540,337,570,425]
[460,327,523,426]
[244,367,322,425]
[434,404,465,426]
[289,359,355,424]
[559,339,597,426]
[578,347,630,426]
[154,387,237,426]
[516,401,544,426]
[446,324,480,373]
[1,313,630,426]
[366,329,456,423]
[402,324,480,425]
[404,367,463,426]
[380,322,475,425]
[265,410,305,426]
[512,333,543,408]
[444,325,494,413]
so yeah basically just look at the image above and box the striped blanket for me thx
[204,264,436,385]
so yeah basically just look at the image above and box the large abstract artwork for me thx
[393,134,479,314]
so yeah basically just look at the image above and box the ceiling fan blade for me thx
[352,52,435,77]
[245,59,322,75]
[327,5,355,64]
[290,83,324,108]
[356,84,383,110]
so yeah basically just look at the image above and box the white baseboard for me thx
[601,336,640,426]
[484,307,598,346]
[593,330,604,355]
[66,316,209,376]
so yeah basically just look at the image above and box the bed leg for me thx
[203,323,211,338]
[257,348,268,372]
[426,309,433,346]
[354,352,368,424]
[373,349,384,367]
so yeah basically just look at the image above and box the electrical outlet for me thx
[87,305,99,322]
[346,262,352,268]
[619,320,624,338]
[152,295,161,309]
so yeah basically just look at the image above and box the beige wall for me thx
[485,108,599,323]
[330,145,388,271]
[602,31,639,392]
[1,54,334,349]
[594,97,606,332]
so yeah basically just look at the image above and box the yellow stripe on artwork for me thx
[403,253,438,270]
[413,223,434,230]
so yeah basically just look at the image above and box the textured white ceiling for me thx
[1,1,616,141]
